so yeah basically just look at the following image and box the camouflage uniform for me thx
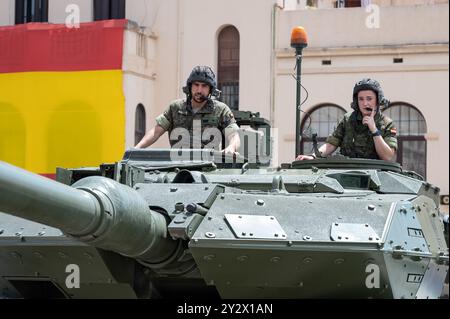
[156,98,239,149]
[326,111,398,159]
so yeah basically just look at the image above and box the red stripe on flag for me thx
[0,19,126,74]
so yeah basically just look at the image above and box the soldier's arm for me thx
[224,130,241,154]
[318,143,338,157]
[135,105,173,148]
[374,121,397,161]
[296,117,344,160]
[220,107,240,154]
[135,125,166,149]
[295,143,337,160]
[373,136,396,161]
[325,117,345,149]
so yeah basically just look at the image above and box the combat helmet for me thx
[351,78,389,112]
[182,66,220,98]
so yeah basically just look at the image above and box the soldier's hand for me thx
[222,147,239,157]
[362,108,377,133]
[295,155,315,161]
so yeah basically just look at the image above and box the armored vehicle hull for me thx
[0,150,448,299]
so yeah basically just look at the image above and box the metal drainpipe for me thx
[270,3,282,128]
[176,0,183,97]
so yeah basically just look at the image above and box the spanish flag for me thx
[0,20,127,177]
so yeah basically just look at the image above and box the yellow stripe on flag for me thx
[0,70,125,174]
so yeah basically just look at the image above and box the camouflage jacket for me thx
[156,98,239,149]
[326,111,397,159]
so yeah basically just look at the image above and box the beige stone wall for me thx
[376,0,449,6]
[283,0,449,9]
[277,4,448,48]
[122,27,158,149]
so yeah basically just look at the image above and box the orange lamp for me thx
[291,26,308,49]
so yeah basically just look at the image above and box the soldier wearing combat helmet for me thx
[135,66,240,154]
[296,78,398,161]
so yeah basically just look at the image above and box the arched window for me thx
[135,104,146,145]
[383,103,427,178]
[217,26,240,110]
[300,104,346,154]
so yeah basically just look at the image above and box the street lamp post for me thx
[290,26,308,157]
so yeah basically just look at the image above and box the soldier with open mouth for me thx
[296,78,398,161]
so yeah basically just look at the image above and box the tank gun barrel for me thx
[0,161,101,235]
[0,161,178,264]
